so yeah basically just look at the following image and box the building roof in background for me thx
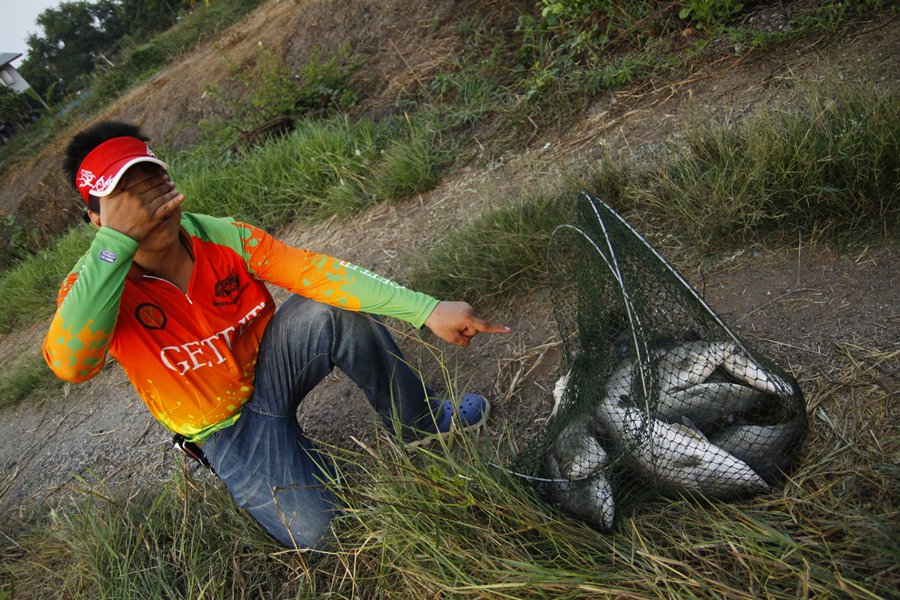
[0,53,23,69]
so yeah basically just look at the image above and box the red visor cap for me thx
[76,136,169,203]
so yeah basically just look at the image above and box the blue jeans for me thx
[201,295,437,549]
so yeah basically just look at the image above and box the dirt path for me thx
[1,6,897,515]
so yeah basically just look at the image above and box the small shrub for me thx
[370,123,449,200]
[0,215,42,268]
[1,472,297,598]
[792,0,891,33]
[679,0,745,27]
[200,45,362,150]
[512,1,680,123]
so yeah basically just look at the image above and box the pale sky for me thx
[0,0,63,66]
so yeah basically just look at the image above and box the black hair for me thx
[63,121,149,213]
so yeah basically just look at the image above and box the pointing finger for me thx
[474,319,512,335]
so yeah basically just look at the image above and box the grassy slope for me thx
[1,1,897,598]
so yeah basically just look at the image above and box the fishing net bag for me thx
[515,193,807,530]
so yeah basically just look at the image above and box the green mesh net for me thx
[516,193,807,531]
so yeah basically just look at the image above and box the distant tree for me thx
[17,0,189,99]
[17,37,63,100]
[18,1,123,98]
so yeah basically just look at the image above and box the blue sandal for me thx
[408,393,491,447]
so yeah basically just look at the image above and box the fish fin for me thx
[550,371,571,418]
[670,421,708,444]
[680,416,709,442]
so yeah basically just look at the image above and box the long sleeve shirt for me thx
[43,212,438,441]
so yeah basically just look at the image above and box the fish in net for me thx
[517,193,807,530]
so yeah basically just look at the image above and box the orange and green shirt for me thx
[43,212,439,441]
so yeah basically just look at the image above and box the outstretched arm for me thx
[424,301,511,348]
[214,219,512,343]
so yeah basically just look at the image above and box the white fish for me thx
[656,341,735,392]
[541,454,615,530]
[655,382,770,429]
[596,395,769,498]
[721,349,793,397]
[551,416,609,480]
[709,414,806,485]
[604,359,637,402]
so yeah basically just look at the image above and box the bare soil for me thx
[0,0,897,516]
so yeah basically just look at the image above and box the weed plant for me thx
[200,45,362,150]
[433,1,894,138]
[0,118,59,181]
[0,215,42,268]
[510,1,701,126]
[791,0,892,33]
[408,188,579,303]
[1,468,300,598]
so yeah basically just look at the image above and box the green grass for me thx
[1,468,300,598]
[0,118,59,183]
[0,223,89,408]
[173,115,449,228]
[0,226,93,333]
[197,44,363,151]
[640,80,900,248]
[0,351,63,410]
[408,187,578,304]
[4,346,896,599]
[509,1,681,126]
[404,1,897,146]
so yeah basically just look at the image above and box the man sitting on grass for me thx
[43,120,510,549]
